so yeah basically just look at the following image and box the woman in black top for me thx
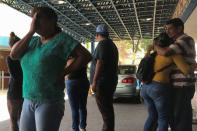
[65,57,90,131]
[7,32,23,131]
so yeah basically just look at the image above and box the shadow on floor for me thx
[113,97,143,104]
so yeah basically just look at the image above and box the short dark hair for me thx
[166,18,184,32]
[96,33,109,39]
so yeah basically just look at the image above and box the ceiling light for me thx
[81,23,91,26]
[51,0,66,4]
[85,23,91,26]
[140,18,152,22]
[146,18,152,21]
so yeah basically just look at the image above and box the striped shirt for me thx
[169,34,196,88]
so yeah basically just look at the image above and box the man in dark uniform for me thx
[91,24,119,131]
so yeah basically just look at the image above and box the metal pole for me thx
[0,71,1,90]
[91,42,95,54]
[2,71,4,90]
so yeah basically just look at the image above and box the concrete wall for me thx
[0,50,9,72]
[184,6,197,120]
[0,50,10,89]
[184,7,197,42]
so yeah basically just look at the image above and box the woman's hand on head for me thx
[29,13,38,34]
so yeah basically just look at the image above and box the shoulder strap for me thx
[156,63,174,73]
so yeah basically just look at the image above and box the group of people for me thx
[141,18,196,131]
[7,6,118,131]
[6,5,196,131]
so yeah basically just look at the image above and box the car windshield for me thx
[118,66,136,74]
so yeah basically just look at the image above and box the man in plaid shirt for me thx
[155,18,196,131]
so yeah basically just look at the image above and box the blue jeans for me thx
[66,78,89,131]
[141,81,170,131]
[19,99,65,131]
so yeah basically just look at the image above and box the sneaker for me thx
[80,129,86,131]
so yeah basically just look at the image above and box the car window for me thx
[118,66,136,74]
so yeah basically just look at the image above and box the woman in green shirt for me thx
[10,6,92,131]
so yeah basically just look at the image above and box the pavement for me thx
[59,96,147,131]
[0,93,197,131]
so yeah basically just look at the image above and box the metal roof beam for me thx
[94,4,176,10]
[87,0,121,40]
[131,4,177,10]
[1,0,180,41]
[63,0,96,28]
[110,0,133,41]
[152,0,157,40]
[98,8,174,14]
[138,13,172,18]
[58,23,88,42]
[132,0,142,39]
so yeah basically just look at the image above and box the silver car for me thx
[114,65,141,102]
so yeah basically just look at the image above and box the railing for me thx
[0,71,10,90]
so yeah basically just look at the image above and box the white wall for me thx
[184,7,197,42]
[185,7,197,119]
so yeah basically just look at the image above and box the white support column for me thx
[1,71,4,90]
[0,71,1,90]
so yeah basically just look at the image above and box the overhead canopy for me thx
[1,0,179,42]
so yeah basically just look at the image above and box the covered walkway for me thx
[1,0,181,42]
[0,92,197,131]
[0,0,197,131]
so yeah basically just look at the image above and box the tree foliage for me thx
[139,39,153,53]
[115,38,153,65]
[124,38,152,54]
